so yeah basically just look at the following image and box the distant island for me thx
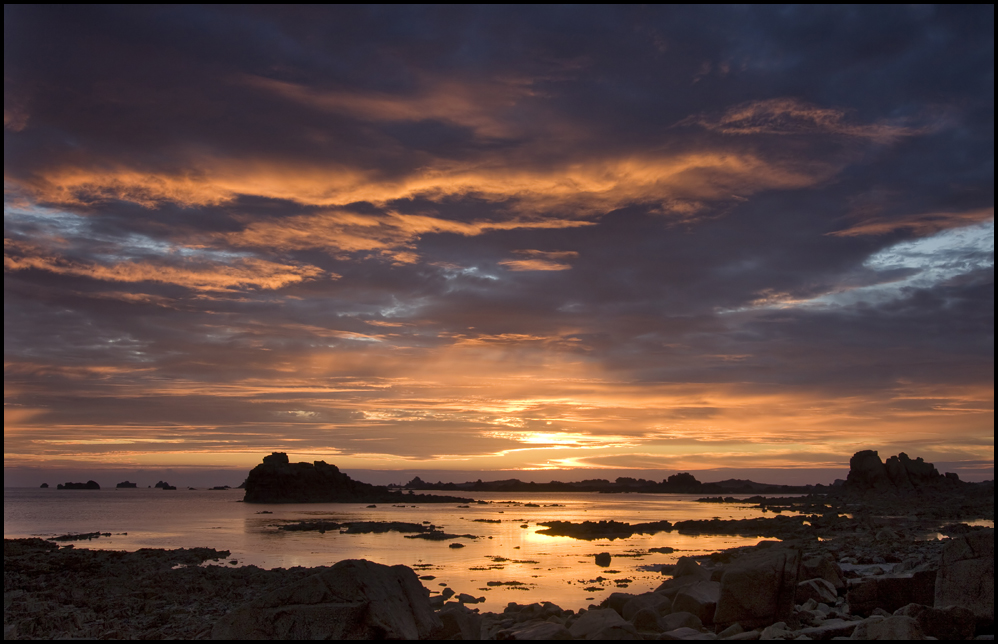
[398,471,827,495]
[243,453,474,504]
[56,481,100,490]
[115,481,138,489]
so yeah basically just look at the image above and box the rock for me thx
[449,543,466,549]
[568,608,628,639]
[242,453,470,504]
[660,626,711,640]
[457,593,479,604]
[622,593,671,621]
[797,618,859,640]
[595,552,612,567]
[660,611,703,633]
[935,529,994,627]
[714,546,802,630]
[211,559,440,640]
[874,529,899,542]
[849,615,925,640]
[847,571,937,615]
[4,624,17,640]
[800,553,846,592]
[759,621,794,640]
[796,579,838,606]
[56,481,101,490]
[435,605,483,640]
[589,624,641,640]
[718,624,745,638]
[497,620,573,640]
[656,558,713,598]
[844,451,893,494]
[672,581,721,626]
[895,603,977,640]
[631,607,663,633]
[602,592,636,616]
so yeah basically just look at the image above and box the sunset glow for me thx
[4,6,993,485]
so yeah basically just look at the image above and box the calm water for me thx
[5,487,784,611]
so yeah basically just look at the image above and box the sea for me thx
[5,487,797,612]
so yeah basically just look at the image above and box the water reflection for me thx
[5,488,796,611]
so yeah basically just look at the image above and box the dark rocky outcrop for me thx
[845,450,960,496]
[56,481,100,490]
[154,481,177,490]
[115,481,138,489]
[243,453,472,504]
[39,484,49,489]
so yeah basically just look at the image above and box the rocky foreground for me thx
[4,523,993,641]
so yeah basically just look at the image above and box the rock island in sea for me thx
[242,452,473,504]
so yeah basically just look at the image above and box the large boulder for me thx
[622,593,671,621]
[671,581,720,626]
[847,572,937,616]
[895,604,977,641]
[800,552,846,592]
[568,609,629,639]
[713,546,802,630]
[497,621,573,641]
[934,529,994,629]
[849,615,926,640]
[654,557,712,600]
[211,560,440,640]
[796,578,838,605]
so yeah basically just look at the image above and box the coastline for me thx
[5,517,993,640]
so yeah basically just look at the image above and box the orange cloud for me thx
[221,211,594,262]
[11,147,832,219]
[829,208,995,237]
[499,249,579,271]
[4,239,326,292]
[683,98,930,141]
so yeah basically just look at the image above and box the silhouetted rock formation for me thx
[844,450,960,496]
[56,481,100,490]
[243,453,472,504]
[39,483,49,489]
[154,481,177,490]
[404,472,821,495]
[116,481,138,489]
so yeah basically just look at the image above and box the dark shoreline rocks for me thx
[4,526,993,640]
[243,453,473,504]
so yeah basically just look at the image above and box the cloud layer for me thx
[4,6,994,481]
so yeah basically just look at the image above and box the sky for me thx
[4,6,994,486]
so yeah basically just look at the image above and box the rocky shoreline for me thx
[5,451,993,640]
[4,518,993,640]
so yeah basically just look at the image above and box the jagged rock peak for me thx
[845,450,959,495]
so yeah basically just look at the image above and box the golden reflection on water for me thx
[5,488,791,611]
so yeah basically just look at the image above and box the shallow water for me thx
[5,487,794,611]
